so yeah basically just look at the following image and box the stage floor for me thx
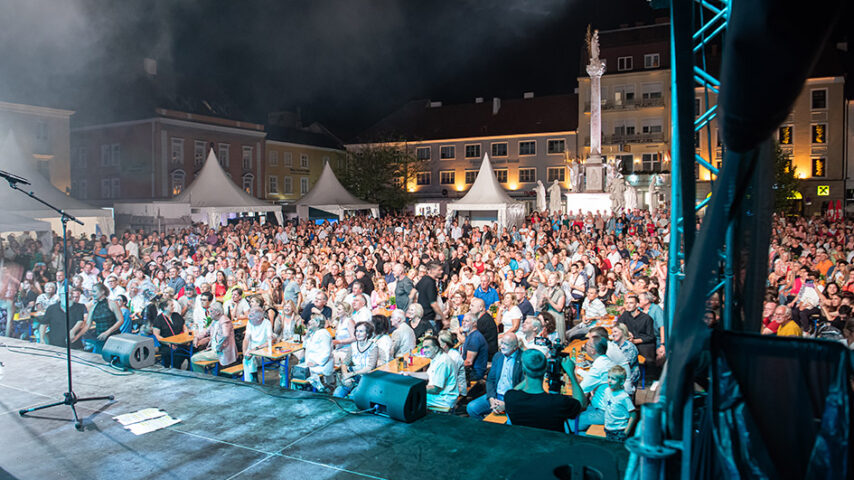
[0,338,628,480]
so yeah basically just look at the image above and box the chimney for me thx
[429,101,442,108]
[475,97,484,104]
[143,58,157,76]
[492,97,501,115]
[523,92,534,99]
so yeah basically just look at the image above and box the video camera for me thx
[535,337,568,394]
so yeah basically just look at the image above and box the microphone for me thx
[0,169,30,186]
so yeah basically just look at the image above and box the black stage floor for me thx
[0,338,628,480]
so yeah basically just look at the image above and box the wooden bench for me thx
[220,364,244,378]
[586,424,607,438]
[192,359,218,374]
[290,378,315,392]
[484,413,508,424]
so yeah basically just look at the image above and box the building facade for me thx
[695,76,846,215]
[0,101,75,194]
[577,23,672,208]
[70,109,266,205]
[348,94,578,214]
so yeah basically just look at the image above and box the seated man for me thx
[573,336,615,432]
[469,297,498,358]
[567,288,607,340]
[460,313,489,381]
[775,305,803,337]
[504,349,587,432]
[190,303,237,372]
[390,309,416,358]
[467,333,523,420]
[407,336,460,410]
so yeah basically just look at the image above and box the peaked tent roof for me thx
[297,162,375,208]
[453,153,520,206]
[0,132,111,217]
[0,212,51,233]
[174,151,278,211]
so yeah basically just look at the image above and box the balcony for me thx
[584,96,665,112]
[604,132,666,145]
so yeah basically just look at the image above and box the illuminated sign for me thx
[817,185,830,196]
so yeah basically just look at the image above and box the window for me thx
[811,124,827,144]
[76,179,87,199]
[101,177,120,199]
[78,147,88,168]
[811,89,827,109]
[171,170,185,196]
[440,145,455,160]
[644,53,660,69]
[642,153,662,172]
[518,168,536,183]
[519,140,536,156]
[300,154,309,169]
[100,144,110,166]
[613,120,636,136]
[778,126,793,145]
[268,175,278,194]
[494,169,508,183]
[218,143,230,167]
[283,151,293,167]
[465,144,481,158]
[171,137,184,165]
[547,167,566,182]
[300,177,309,195]
[694,98,701,117]
[614,85,635,105]
[617,155,634,174]
[439,170,455,185]
[642,119,663,134]
[416,146,431,161]
[811,157,826,177]
[641,83,663,100]
[283,176,293,194]
[242,146,253,170]
[491,142,508,157]
[547,139,565,154]
[194,141,206,167]
[617,56,633,71]
[269,150,279,166]
[465,170,478,184]
[243,174,254,195]
[416,172,431,185]
[111,144,121,166]
[101,179,110,199]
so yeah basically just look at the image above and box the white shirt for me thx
[352,306,372,325]
[603,387,636,431]
[375,334,393,364]
[244,320,273,351]
[579,355,616,411]
[391,323,416,357]
[447,348,467,395]
[501,306,523,332]
[426,352,459,409]
[304,328,333,376]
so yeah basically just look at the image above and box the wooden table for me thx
[233,318,247,330]
[246,341,304,386]
[159,331,194,367]
[376,355,431,373]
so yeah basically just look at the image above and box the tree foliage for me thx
[772,142,799,212]
[337,143,426,211]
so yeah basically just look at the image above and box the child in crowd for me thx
[603,365,637,442]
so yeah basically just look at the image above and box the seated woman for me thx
[610,323,640,391]
[298,314,334,391]
[242,307,273,383]
[274,300,299,342]
[372,315,393,365]
[333,321,378,398]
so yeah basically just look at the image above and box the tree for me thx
[772,142,799,212]
[338,142,426,211]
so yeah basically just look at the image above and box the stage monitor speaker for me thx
[101,334,156,369]
[352,371,427,423]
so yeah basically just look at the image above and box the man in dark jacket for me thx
[617,294,656,359]
[469,297,499,358]
[466,333,523,420]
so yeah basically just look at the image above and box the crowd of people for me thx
[2,208,852,439]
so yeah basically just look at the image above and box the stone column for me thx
[584,29,606,192]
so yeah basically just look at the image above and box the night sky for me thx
[0,0,660,139]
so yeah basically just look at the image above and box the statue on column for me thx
[605,159,616,189]
[548,180,563,213]
[569,161,582,192]
[608,174,626,212]
[624,184,639,211]
[535,180,547,212]
[648,173,663,213]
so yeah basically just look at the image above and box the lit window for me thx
[494,169,508,183]
[811,157,826,177]
[171,170,185,196]
[778,126,793,145]
[243,174,254,195]
[547,167,565,182]
[811,124,827,144]
[465,170,478,184]
[416,172,431,185]
[644,53,660,69]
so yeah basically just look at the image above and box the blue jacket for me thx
[486,350,524,400]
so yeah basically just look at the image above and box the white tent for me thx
[0,212,51,234]
[296,161,379,220]
[0,132,114,236]
[174,151,282,226]
[447,153,525,228]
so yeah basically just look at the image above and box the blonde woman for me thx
[331,301,356,365]
[496,293,523,334]
[371,277,390,310]
[443,290,469,333]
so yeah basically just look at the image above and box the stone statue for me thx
[608,174,626,211]
[624,184,638,211]
[587,25,601,63]
[569,161,581,192]
[548,180,562,213]
[648,174,663,213]
[605,160,616,189]
[535,180,547,212]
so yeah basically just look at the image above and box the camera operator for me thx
[503,349,587,432]
[466,333,523,420]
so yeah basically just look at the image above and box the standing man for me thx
[415,262,444,334]
[393,263,416,312]
[617,294,656,360]
[39,287,87,349]
[468,297,498,358]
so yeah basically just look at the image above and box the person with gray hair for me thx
[393,263,416,311]
[516,316,548,356]
[390,309,416,357]
[242,306,273,382]
[191,301,237,372]
[467,332,522,420]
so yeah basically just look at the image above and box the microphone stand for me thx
[4,177,114,431]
